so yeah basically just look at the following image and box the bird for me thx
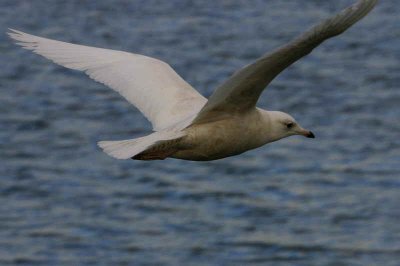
[8,0,377,161]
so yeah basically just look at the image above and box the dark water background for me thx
[1,0,399,265]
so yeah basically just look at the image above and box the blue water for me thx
[1,0,399,265]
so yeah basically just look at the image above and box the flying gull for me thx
[8,0,377,161]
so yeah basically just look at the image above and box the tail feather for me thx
[98,131,184,160]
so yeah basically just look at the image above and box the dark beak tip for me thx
[307,131,315,138]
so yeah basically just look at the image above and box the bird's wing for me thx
[190,0,377,125]
[8,29,207,131]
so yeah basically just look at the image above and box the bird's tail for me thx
[98,131,185,160]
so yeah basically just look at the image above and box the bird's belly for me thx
[172,118,266,161]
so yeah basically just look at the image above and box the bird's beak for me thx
[305,131,315,138]
[298,128,315,138]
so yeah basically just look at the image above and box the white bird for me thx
[8,0,377,161]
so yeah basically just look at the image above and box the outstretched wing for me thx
[8,29,207,131]
[191,0,377,125]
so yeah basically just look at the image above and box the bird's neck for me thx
[257,109,287,143]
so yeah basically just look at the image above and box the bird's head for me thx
[267,111,315,140]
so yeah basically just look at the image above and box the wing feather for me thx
[8,29,206,131]
[191,0,377,125]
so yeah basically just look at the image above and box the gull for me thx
[8,0,377,161]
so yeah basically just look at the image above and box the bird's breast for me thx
[172,112,269,161]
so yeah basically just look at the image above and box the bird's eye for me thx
[286,122,294,129]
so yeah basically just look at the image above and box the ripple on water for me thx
[1,0,400,265]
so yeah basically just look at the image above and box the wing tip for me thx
[353,0,379,16]
[7,28,38,50]
[7,28,24,39]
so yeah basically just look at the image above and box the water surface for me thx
[1,1,399,265]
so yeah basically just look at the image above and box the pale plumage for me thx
[8,29,206,131]
[8,0,377,161]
